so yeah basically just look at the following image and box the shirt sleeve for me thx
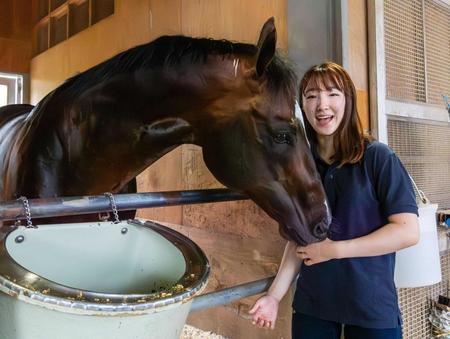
[372,145,419,218]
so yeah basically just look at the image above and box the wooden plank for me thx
[0,1,13,38]
[0,0,32,40]
[148,0,182,37]
[0,37,32,73]
[348,0,370,131]
[181,0,287,50]
[187,296,293,339]
[0,0,32,73]
[178,3,289,337]
[136,147,184,225]
[348,0,368,91]
[357,89,370,132]
[161,221,290,339]
[135,0,183,225]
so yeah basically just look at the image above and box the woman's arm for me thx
[297,212,419,266]
[267,240,303,300]
[249,240,302,329]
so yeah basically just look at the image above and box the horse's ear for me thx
[255,17,277,77]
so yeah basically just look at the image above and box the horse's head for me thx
[201,18,331,245]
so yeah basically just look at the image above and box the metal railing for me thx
[0,189,247,222]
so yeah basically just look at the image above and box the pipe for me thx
[0,189,248,222]
[190,276,275,313]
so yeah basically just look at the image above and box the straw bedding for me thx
[181,325,228,339]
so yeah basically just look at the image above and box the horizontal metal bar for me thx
[0,189,248,222]
[190,276,275,313]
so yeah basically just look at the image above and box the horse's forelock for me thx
[265,52,298,104]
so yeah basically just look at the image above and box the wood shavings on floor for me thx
[181,325,228,339]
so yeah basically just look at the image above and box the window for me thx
[288,0,343,77]
[0,73,24,106]
[35,0,115,55]
[0,85,7,107]
[384,0,450,107]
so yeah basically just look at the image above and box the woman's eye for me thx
[273,132,293,145]
[306,95,316,99]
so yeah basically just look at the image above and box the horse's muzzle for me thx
[312,201,332,240]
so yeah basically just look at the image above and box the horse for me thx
[0,18,330,245]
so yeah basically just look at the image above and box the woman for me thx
[249,62,419,338]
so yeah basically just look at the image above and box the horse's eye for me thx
[273,132,293,145]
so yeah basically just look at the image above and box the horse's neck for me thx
[57,68,218,195]
[0,112,29,200]
[19,60,239,197]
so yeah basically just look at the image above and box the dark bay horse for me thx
[0,18,330,245]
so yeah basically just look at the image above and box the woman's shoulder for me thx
[364,140,396,160]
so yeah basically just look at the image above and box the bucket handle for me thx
[408,174,430,205]
[16,196,37,228]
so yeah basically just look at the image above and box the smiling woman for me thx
[250,62,419,339]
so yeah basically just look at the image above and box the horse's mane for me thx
[57,35,297,100]
[21,35,297,135]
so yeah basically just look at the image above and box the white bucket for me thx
[394,203,441,288]
[0,219,209,339]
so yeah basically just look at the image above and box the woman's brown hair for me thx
[299,62,370,166]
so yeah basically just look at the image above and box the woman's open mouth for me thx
[316,115,334,127]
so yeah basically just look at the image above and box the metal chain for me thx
[17,196,36,228]
[103,192,120,224]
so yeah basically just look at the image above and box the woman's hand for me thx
[296,238,339,265]
[248,294,280,330]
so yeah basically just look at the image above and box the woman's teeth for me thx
[317,116,333,123]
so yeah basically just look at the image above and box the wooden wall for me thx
[28,1,370,338]
[348,0,369,132]
[0,0,32,73]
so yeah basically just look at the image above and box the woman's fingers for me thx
[249,296,278,329]
[251,312,262,325]
[252,315,274,329]
[297,250,309,260]
[296,247,308,258]
[303,258,313,266]
[248,302,259,314]
[297,252,308,259]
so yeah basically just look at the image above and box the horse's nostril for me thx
[313,221,328,239]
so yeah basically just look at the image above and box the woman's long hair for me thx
[299,62,370,166]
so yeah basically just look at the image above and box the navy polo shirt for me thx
[293,141,418,329]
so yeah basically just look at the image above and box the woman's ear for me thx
[255,17,277,77]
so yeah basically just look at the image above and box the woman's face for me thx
[302,82,346,137]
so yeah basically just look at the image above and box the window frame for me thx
[0,72,26,106]
[368,0,450,144]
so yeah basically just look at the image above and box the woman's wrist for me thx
[333,240,347,259]
[266,289,283,302]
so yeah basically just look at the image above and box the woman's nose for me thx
[317,93,329,110]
